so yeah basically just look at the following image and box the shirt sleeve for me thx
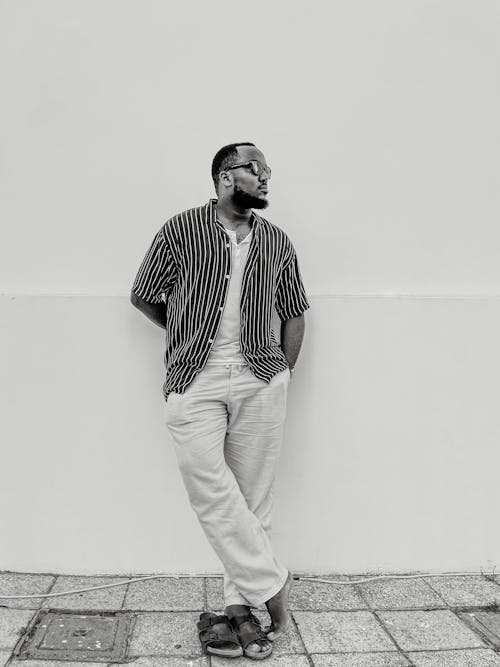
[275,247,310,321]
[131,227,177,304]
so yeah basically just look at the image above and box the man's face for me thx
[226,146,270,210]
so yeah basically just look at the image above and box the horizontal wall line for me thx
[2,292,500,300]
[311,293,500,299]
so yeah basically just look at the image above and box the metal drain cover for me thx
[459,611,500,649]
[17,610,131,662]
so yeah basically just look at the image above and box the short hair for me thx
[211,142,255,191]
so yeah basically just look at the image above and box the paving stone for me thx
[0,650,11,667]
[354,576,445,610]
[424,576,500,607]
[378,610,485,651]
[0,573,55,610]
[311,653,411,666]
[10,661,103,667]
[204,577,224,611]
[293,611,395,653]
[408,648,500,666]
[0,608,34,650]
[212,656,310,667]
[290,576,367,611]
[458,609,500,648]
[205,577,265,610]
[41,576,128,610]
[124,578,204,611]
[114,658,209,667]
[128,612,201,657]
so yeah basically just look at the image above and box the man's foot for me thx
[196,613,243,657]
[265,571,293,641]
[225,604,272,657]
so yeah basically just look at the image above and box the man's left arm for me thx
[275,243,310,374]
[281,314,305,371]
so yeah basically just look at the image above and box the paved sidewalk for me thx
[1,572,500,666]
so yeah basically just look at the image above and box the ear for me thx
[218,170,233,188]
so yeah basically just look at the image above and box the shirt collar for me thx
[207,198,261,234]
[224,226,253,244]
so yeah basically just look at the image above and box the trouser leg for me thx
[164,364,289,608]
[223,365,290,607]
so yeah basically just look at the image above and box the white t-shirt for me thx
[205,226,253,365]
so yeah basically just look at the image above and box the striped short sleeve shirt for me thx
[131,199,310,400]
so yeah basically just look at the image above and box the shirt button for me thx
[208,339,213,343]
[219,307,223,311]
[226,243,230,248]
[225,274,230,279]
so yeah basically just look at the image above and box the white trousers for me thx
[164,362,290,607]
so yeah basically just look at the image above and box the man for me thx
[131,142,309,659]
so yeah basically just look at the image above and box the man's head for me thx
[211,142,271,210]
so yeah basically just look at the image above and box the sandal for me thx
[196,612,243,657]
[229,613,273,660]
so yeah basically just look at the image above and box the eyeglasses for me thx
[225,160,271,179]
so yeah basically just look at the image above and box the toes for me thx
[247,641,270,654]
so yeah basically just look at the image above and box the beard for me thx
[231,184,269,210]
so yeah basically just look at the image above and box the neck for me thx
[216,196,252,228]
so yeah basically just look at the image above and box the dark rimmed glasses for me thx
[225,160,272,179]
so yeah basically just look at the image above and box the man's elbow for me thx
[130,291,143,309]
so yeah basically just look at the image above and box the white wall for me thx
[1,0,499,574]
